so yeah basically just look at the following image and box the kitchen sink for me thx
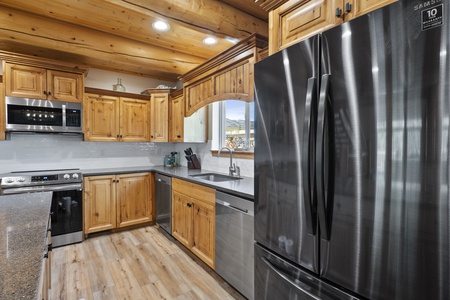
[189,173,243,182]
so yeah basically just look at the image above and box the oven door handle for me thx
[1,183,82,195]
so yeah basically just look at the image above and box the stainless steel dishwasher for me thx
[155,173,172,234]
[216,191,254,300]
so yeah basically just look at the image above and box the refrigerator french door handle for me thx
[316,74,331,240]
[301,77,317,235]
[261,257,322,300]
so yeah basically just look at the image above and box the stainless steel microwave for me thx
[5,96,82,133]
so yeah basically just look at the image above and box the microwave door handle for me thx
[62,104,67,127]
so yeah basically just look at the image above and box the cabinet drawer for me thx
[172,178,215,205]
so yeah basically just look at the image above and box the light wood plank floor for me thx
[51,226,246,300]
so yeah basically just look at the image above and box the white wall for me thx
[84,68,182,94]
[0,133,174,174]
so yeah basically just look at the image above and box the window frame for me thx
[218,100,254,152]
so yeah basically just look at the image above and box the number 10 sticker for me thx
[422,4,443,31]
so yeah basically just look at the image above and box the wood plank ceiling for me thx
[0,0,269,81]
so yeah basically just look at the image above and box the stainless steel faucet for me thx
[218,147,240,177]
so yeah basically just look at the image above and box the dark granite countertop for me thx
[82,165,254,199]
[0,192,52,300]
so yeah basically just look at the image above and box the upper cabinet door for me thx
[346,0,397,20]
[47,70,84,102]
[84,94,120,142]
[169,91,184,142]
[269,0,342,54]
[4,63,46,98]
[150,93,169,142]
[120,97,150,142]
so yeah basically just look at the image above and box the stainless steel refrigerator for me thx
[254,0,450,299]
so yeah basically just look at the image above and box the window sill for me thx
[210,150,254,159]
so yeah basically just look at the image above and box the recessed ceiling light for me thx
[152,20,170,32]
[225,37,239,44]
[203,36,218,45]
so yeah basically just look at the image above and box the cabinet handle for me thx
[345,2,352,13]
[335,7,342,17]
[177,135,181,138]
[151,135,154,138]
[48,91,52,96]
[120,135,123,138]
[117,135,119,138]
[43,90,47,95]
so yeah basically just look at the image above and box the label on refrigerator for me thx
[421,4,443,31]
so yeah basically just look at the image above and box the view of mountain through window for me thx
[223,100,254,151]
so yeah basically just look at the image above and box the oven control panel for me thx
[32,175,59,182]
[0,170,82,188]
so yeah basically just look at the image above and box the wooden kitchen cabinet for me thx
[150,91,169,142]
[172,191,193,247]
[116,173,153,228]
[84,175,117,233]
[84,172,153,234]
[84,90,150,142]
[169,88,208,143]
[179,34,267,117]
[169,89,184,142]
[4,63,84,102]
[172,178,215,269]
[268,0,396,54]
[0,82,5,140]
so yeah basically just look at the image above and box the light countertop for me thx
[0,192,52,300]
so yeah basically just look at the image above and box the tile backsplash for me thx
[0,134,254,177]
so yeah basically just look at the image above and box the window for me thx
[218,100,254,151]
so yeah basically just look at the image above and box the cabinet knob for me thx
[345,2,352,13]
[117,135,119,138]
[48,91,52,96]
[151,135,154,138]
[43,90,47,95]
[177,135,181,138]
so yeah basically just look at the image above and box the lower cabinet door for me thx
[191,199,215,269]
[172,191,193,248]
[116,173,152,227]
[84,175,116,234]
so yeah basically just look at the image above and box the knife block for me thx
[188,154,201,169]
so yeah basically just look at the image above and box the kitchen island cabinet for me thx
[83,172,154,234]
[172,178,216,269]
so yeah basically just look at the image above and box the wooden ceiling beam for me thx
[114,0,268,38]
[0,6,205,80]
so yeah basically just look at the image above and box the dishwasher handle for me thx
[216,198,254,216]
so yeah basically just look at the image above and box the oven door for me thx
[50,186,83,247]
[2,183,83,247]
